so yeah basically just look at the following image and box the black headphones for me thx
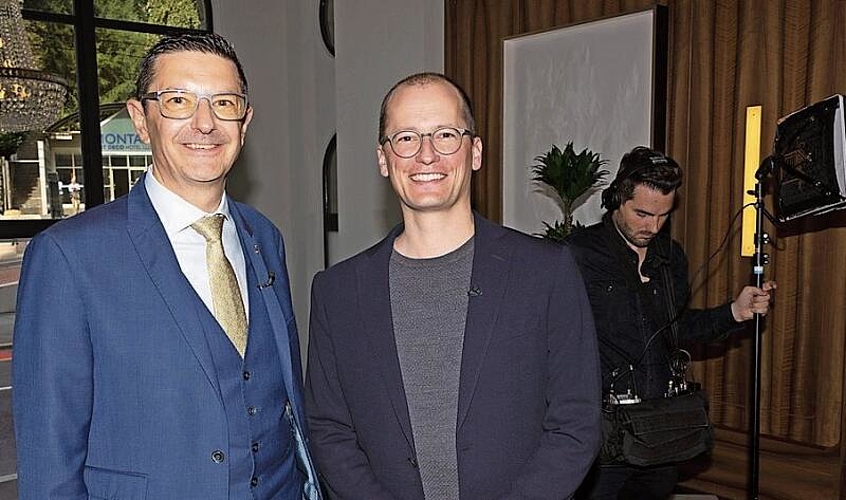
[601,147,677,211]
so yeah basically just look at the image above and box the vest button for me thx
[251,476,259,487]
[247,405,257,416]
[243,371,251,380]
[211,450,225,463]
[252,442,260,453]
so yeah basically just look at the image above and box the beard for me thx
[613,213,657,248]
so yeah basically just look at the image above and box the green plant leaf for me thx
[529,141,610,236]
[532,220,569,243]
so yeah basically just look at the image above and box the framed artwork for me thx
[501,7,667,235]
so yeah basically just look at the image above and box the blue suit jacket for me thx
[305,214,601,500]
[13,177,320,500]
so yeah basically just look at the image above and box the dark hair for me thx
[612,146,683,205]
[378,72,475,142]
[134,32,248,101]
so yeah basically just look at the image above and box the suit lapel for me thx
[126,177,221,398]
[457,214,512,430]
[229,204,298,406]
[356,226,416,451]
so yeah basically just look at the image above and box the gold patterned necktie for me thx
[191,214,248,357]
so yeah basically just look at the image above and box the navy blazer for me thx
[13,176,320,499]
[305,214,601,500]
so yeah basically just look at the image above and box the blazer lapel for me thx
[126,177,221,398]
[230,204,297,406]
[457,214,512,430]
[356,226,416,451]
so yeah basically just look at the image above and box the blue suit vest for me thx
[198,255,302,499]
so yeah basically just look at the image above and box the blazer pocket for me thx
[84,466,148,500]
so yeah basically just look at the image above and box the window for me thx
[0,0,212,237]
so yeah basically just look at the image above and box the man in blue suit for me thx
[305,72,602,500]
[13,33,320,499]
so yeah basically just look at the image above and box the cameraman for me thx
[565,146,775,500]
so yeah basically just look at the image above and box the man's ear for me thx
[239,106,254,145]
[126,99,151,144]
[471,136,483,171]
[377,145,389,178]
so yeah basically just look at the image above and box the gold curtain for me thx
[669,0,846,448]
[446,0,846,496]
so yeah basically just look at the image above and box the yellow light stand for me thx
[741,106,762,257]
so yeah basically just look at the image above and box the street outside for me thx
[0,369,14,499]
[0,244,23,498]
[1,311,16,492]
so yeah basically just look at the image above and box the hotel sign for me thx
[100,109,149,152]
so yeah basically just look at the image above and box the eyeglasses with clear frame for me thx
[381,127,474,158]
[141,89,249,121]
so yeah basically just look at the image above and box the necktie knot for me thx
[191,214,226,243]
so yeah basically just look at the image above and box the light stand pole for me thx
[749,161,773,500]
[743,94,846,499]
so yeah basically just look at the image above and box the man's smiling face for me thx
[127,51,253,203]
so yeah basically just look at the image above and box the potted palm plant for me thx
[530,141,609,241]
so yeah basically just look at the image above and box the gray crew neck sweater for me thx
[389,237,474,500]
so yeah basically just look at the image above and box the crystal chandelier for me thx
[0,0,68,133]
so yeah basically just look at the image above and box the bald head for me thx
[378,72,476,143]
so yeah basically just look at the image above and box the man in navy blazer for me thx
[305,72,601,500]
[13,33,320,499]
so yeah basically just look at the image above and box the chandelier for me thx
[0,0,68,133]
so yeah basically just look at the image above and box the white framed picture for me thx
[502,7,667,235]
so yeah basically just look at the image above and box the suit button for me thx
[243,371,251,380]
[247,405,257,416]
[252,442,260,453]
[211,450,225,463]
[251,476,259,487]
[407,457,418,468]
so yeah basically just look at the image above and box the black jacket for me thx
[565,215,741,400]
[306,214,602,500]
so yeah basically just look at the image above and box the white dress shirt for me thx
[145,169,250,320]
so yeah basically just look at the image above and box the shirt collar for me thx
[145,167,231,237]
